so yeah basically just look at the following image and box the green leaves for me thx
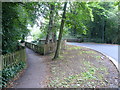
[65,2,94,36]
[2,2,119,54]
[2,2,38,54]
[2,61,26,87]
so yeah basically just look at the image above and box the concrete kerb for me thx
[68,44,119,72]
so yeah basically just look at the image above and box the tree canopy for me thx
[2,1,119,55]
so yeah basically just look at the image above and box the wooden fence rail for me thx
[25,40,66,55]
[2,48,26,70]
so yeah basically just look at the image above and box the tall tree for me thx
[116,2,120,44]
[65,2,94,38]
[45,3,55,44]
[53,2,67,59]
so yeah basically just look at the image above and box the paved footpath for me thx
[13,48,49,88]
[67,42,119,67]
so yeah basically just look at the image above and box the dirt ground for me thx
[44,45,119,88]
[12,45,119,88]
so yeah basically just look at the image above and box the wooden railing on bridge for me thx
[25,40,66,55]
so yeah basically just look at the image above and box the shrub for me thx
[2,61,26,88]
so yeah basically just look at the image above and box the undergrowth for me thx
[2,61,26,88]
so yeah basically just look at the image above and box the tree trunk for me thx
[52,20,57,43]
[104,20,106,42]
[102,19,105,42]
[52,31,57,43]
[53,2,67,59]
[45,4,54,44]
[118,3,120,44]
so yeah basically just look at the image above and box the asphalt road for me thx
[67,42,119,63]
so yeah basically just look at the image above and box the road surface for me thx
[67,42,119,64]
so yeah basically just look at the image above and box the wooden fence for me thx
[2,48,26,70]
[25,40,66,55]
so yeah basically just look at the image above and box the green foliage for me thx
[31,29,46,40]
[85,2,119,44]
[64,2,119,44]
[2,61,26,88]
[2,2,119,55]
[2,2,39,54]
[66,2,94,36]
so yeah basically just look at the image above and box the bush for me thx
[2,61,26,88]
[92,38,104,43]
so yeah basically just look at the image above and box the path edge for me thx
[67,44,119,72]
